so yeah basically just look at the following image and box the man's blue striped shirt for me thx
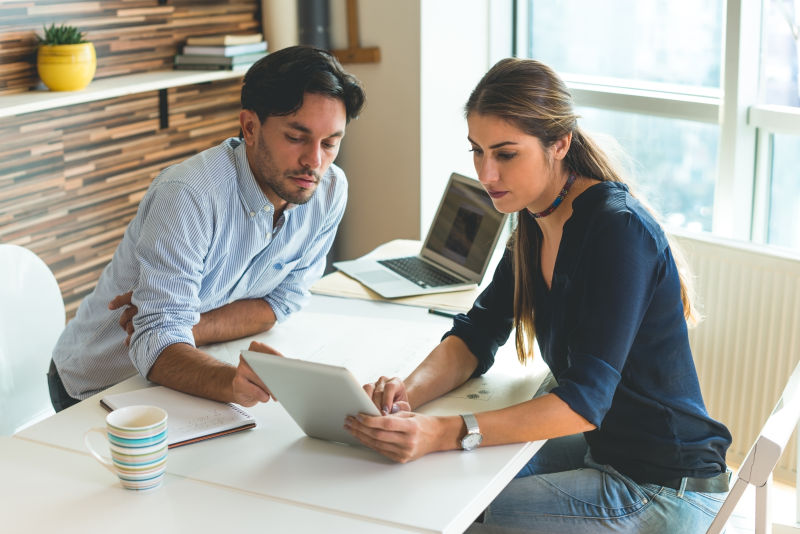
[52,137,347,399]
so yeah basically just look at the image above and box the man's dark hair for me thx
[241,45,365,123]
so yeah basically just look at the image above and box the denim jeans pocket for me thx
[641,483,727,517]
[584,452,652,505]
[683,490,727,516]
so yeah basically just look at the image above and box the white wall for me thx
[331,0,501,261]
[419,0,494,235]
[263,0,503,261]
[329,0,422,260]
[261,0,298,51]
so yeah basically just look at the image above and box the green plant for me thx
[38,23,87,45]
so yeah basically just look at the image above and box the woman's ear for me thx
[552,132,572,161]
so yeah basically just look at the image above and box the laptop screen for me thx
[423,175,506,275]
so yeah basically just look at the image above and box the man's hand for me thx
[232,340,284,406]
[109,291,136,346]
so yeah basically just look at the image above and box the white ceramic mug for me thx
[84,405,168,491]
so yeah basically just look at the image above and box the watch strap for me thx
[461,413,479,434]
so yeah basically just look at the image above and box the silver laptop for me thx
[241,350,380,447]
[333,173,507,299]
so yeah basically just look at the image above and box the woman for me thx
[344,58,732,533]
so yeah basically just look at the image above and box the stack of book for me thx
[175,33,267,71]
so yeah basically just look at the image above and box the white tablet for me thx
[240,350,381,447]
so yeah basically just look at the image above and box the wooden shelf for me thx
[0,69,246,118]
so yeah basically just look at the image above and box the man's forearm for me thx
[146,343,237,403]
[193,299,277,346]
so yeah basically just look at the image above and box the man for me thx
[48,46,366,412]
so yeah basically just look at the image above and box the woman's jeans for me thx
[476,433,728,534]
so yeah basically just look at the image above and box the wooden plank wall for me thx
[0,0,260,317]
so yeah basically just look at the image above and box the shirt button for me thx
[249,211,255,217]
[274,263,283,270]
[263,206,270,212]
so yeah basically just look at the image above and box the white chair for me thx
[0,244,65,435]
[707,360,800,534]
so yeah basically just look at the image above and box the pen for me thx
[428,308,459,319]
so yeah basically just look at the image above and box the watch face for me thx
[462,432,483,451]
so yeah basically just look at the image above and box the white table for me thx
[13,295,547,533]
[0,437,414,533]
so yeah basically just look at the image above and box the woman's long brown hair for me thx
[465,58,698,363]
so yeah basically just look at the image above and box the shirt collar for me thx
[571,180,628,213]
[234,140,270,216]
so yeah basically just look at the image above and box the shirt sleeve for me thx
[264,177,348,322]
[128,181,212,377]
[551,211,664,428]
[443,246,515,377]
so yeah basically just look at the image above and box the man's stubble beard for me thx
[254,137,319,206]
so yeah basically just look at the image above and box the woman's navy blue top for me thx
[445,181,731,484]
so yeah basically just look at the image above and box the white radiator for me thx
[671,232,800,483]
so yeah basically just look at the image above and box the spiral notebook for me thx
[100,385,256,448]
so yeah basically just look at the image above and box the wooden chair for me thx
[706,360,800,534]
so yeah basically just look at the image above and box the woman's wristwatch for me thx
[460,413,483,451]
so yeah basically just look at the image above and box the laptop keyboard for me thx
[378,256,462,288]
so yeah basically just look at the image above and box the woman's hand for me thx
[364,376,411,415]
[344,411,447,463]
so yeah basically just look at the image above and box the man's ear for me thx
[552,132,572,161]
[239,110,259,145]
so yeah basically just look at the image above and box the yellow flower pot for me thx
[37,42,96,91]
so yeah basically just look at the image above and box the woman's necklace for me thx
[529,172,576,219]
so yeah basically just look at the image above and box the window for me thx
[758,0,800,251]
[578,108,718,232]
[526,1,723,90]
[516,0,800,252]
[768,133,800,249]
[761,0,800,106]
